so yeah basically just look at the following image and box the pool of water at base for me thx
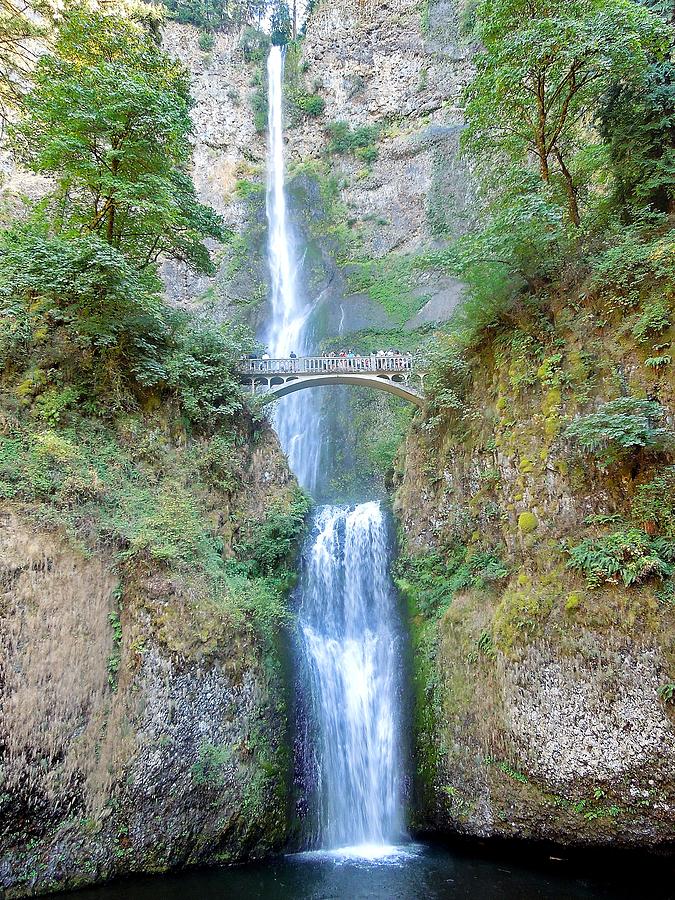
[56,840,674,900]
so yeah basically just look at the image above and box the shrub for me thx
[191,741,231,787]
[288,88,325,119]
[395,546,508,618]
[326,120,379,158]
[251,87,268,133]
[631,466,675,536]
[233,489,312,579]
[423,336,472,413]
[566,527,675,587]
[658,683,675,705]
[159,312,250,431]
[564,397,673,467]
[630,296,672,342]
[239,26,270,63]
[198,30,215,52]
[590,228,675,302]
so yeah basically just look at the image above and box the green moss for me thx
[565,591,583,611]
[518,511,538,534]
[493,580,555,653]
[347,254,425,324]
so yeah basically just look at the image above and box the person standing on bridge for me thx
[261,350,270,372]
[290,350,297,372]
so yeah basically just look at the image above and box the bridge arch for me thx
[244,373,424,406]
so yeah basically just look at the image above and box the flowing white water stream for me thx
[264,46,321,493]
[298,503,405,850]
[263,45,406,854]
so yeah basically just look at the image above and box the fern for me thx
[566,527,675,587]
[564,397,673,467]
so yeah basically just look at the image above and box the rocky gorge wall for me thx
[393,297,675,847]
[0,418,302,898]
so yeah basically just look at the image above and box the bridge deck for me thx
[239,355,414,376]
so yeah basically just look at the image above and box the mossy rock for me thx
[518,511,538,534]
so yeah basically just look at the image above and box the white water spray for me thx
[298,503,405,850]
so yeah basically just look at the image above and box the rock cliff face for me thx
[0,423,300,898]
[393,299,675,847]
[288,0,473,259]
[159,0,474,330]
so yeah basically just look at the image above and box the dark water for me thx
[57,841,674,900]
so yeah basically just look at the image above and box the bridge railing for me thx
[239,355,415,375]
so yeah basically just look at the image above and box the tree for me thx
[159,0,268,30]
[14,8,224,272]
[0,0,45,123]
[0,221,167,388]
[463,0,671,226]
[0,220,251,422]
[597,0,675,216]
[270,0,292,44]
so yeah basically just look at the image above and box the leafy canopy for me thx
[14,7,224,271]
[0,221,252,427]
[0,0,45,122]
[160,0,268,31]
[464,0,670,226]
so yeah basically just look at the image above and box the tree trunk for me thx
[106,202,115,244]
[553,148,580,227]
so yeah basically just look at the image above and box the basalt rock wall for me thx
[0,423,299,898]
[393,296,675,848]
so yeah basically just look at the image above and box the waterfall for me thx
[264,45,321,494]
[298,503,405,849]
[263,45,406,854]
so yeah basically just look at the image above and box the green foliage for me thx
[251,84,268,133]
[347,254,421,324]
[658,683,675,704]
[161,0,268,31]
[597,39,675,215]
[193,433,242,491]
[463,0,670,227]
[0,224,250,427]
[191,741,231,786]
[564,397,673,467]
[326,120,379,162]
[0,410,304,638]
[631,467,675,535]
[107,611,122,690]
[589,227,675,306]
[566,527,675,586]
[232,489,311,579]
[395,546,508,619]
[287,86,325,121]
[239,25,270,62]
[159,312,249,430]
[270,0,292,45]
[14,8,224,272]
[198,29,215,51]
[0,223,166,386]
[34,386,81,427]
[439,0,674,361]
[423,335,471,413]
[421,188,567,348]
[0,0,45,122]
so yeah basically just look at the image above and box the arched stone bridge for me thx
[238,356,426,406]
